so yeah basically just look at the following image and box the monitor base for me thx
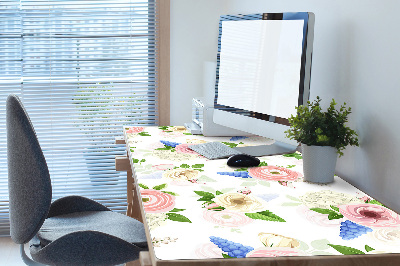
[233,141,298,157]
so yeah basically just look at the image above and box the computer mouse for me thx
[227,154,260,167]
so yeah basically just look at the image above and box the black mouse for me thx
[227,154,260,167]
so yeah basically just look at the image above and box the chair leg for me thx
[20,244,45,266]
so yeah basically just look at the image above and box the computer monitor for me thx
[213,12,315,156]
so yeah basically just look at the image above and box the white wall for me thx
[170,0,228,125]
[170,0,400,212]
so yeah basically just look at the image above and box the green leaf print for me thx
[330,205,340,212]
[221,142,238,148]
[180,164,191,168]
[162,191,178,196]
[311,239,330,250]
[234,167,248,172]
[158,126,170,130]
[327,212,344,220]
[222,253,234,258]
[310,208,343,220]
[283,153,302,160]
[166,213,192,223]
[194,191,215,198]
[138,132,151,136]
[367,199,386,207]
[365,245,375,252]
[138,183,149,189]
[215,191,223,195]
[191,164,204,169]
[258,161,268,166]
[327,244,365,255]
[281,202,302,207]
[169,208,185,212]
[197,196,215,202]
[286,195,302,202]
[245,210,286,222]
[153,184,167,190]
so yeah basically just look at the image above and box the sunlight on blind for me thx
[0,0,159,236]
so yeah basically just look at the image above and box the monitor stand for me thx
[232,141,298,157]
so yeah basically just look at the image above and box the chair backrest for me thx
[6,94,52,244]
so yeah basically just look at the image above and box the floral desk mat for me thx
[124,126,400,260]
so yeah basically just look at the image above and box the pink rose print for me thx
[202,209,253,227]
[339,204,400,227]
[175,144,198,155]
[126,127,144,134]
[249,166,301,181]
[140,189,175,213]
[246,247,307,257]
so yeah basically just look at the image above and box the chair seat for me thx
[37,211,147,248]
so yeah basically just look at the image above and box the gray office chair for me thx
[6,94,148,265]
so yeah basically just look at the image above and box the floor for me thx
[0,237,25,266]
[0,236,141,266]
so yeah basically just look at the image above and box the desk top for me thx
[124,126,400,262]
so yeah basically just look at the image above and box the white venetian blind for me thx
[0,0,159,236]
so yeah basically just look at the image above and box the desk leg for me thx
[127,169,143,223]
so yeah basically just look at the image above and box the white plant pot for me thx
[301,144,338,183]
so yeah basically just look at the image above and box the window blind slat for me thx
[0,0,159,236]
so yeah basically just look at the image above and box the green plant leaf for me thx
[166,213,191,223]
[169,208,185,212]
[138,183,149,189]
[153,183,167,190]
[365,245,375,252]
[327,244,365,255]
[245,210,286,222]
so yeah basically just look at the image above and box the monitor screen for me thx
[217,19,304,118]
[213,13,314,156]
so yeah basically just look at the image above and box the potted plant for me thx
[285,96,359,183]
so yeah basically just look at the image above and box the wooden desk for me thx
[119,126,400,266]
